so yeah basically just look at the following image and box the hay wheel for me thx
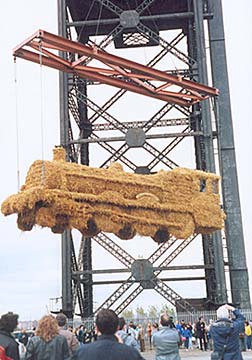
[17,208,36,231]
[171,214,195,239]
[81,219,99,237]
[51,214,69,234]
[152,227,170,243]
[116,223,136,240]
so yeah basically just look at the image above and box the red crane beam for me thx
[13,29,219,107]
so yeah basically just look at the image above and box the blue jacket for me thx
[210,309,245,360]
[181,328,191,339]
[72,334,145,360]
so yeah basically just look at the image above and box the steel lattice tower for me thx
[57,0,251,319]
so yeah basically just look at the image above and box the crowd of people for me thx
[0,304,251,359]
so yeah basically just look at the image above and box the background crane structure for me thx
[52,0,251,319]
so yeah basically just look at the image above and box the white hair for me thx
[216,305,229,319]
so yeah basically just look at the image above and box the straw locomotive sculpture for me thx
[1,147,225,243]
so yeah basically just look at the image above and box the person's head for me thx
[0,312,19,333]
[56,313,67,327]
[118,317,126,331]
[128,321,136,329]
[95,309,119,335]
[216,305,229,320]
[36,315,59,342]
[160,313,169,327]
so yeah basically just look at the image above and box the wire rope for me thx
[77,0,96,42]
[94,1,104,41]
[39,41,45,184]
[145,5,179,73]
[14,59,20,191]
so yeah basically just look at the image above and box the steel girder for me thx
[13,30,218,107]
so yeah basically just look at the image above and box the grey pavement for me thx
[143,349,252,359]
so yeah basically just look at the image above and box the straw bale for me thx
[35,207,56,228]
[1,147,225,243]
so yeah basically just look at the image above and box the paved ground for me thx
[142,349,252,359]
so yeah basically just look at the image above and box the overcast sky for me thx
[0,1,251,321]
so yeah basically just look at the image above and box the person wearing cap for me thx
[56,313,80,355]
[210,303,245,359]
[0,312,20,360]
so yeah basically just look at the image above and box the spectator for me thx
[137,324,145,352]
[181,325,191,351]
[0,312,20,360]
[56,313,80,355]
[152,322,159,333]
[18,329,29,347]
[152,313,181,360]
[117,317,139,350]
[128,321,138,339]
[245,320,252,350]
[146,323,152,349]
[196,316,207,351]
[187,321,194,350]
[25,315,69,360]
[77,325,84,344]
[210,303,245,359]
[72,309,145,360]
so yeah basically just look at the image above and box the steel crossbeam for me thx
[13,30,218,107]
[136,23,196,66]
[93,237,178,315]
[91,117,188,131]
[70,234,85,316]
[136,0,156,14]
[90,231,197,315]
[70,87,184,170]
[147,127,191,170]
[154,281,195,313]
[93,233,135,268]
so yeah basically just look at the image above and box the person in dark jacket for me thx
[195,316,207,351]
[18,329,29,346]
[210,303,245,360]
[0,311,20,360]
[24,315,69,360]
[72,309,145,360]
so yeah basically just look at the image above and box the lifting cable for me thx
[14,42,46,189]
[94,2,103,42]
[14,58,20,191]
[39,41,45,184]
[77,0,96,42]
